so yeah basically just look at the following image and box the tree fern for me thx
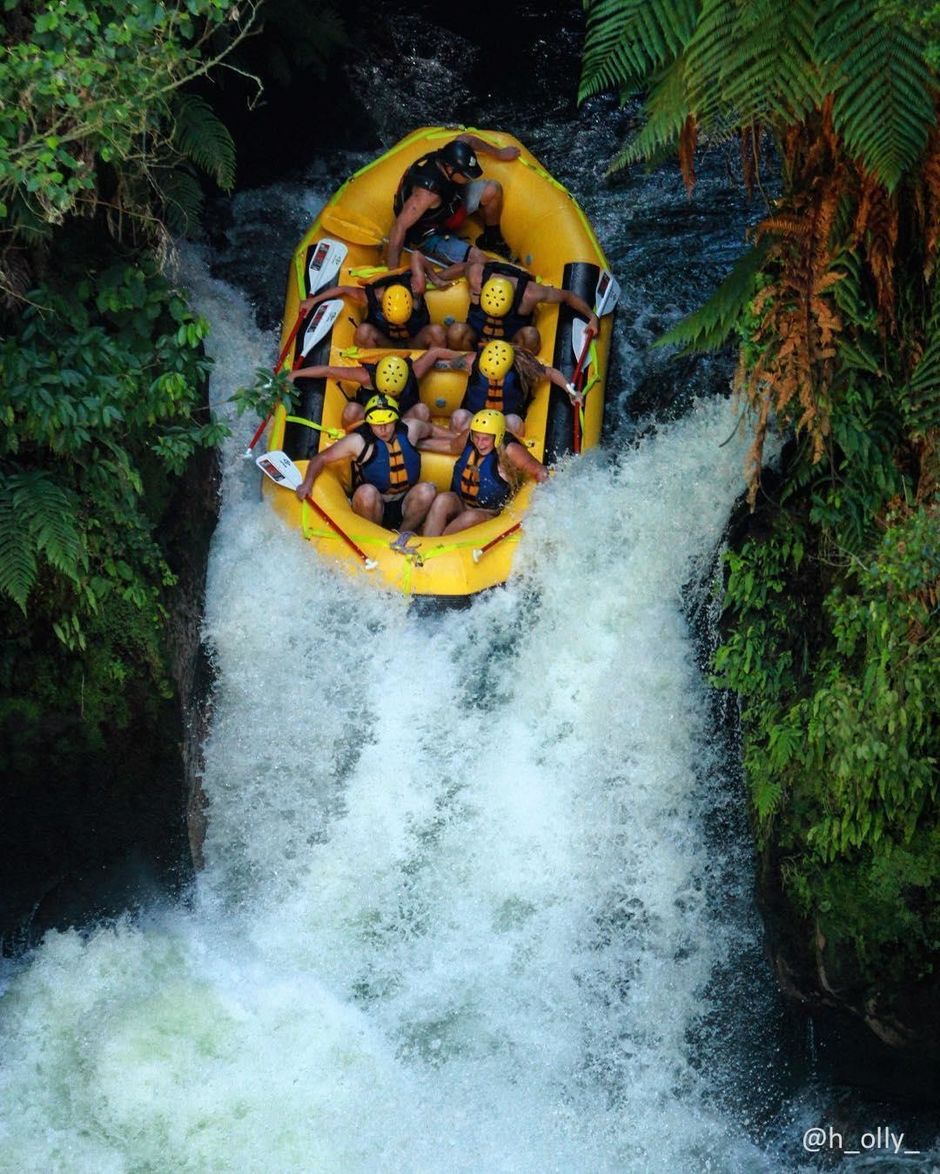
[171,93,236,192]
[818,0,935,191]
[580,0,698,102]
[608,57,691,168]
[8,471,86,583]
[0,486,37,612]
[681,0,820,132]
[159,167,205,236]
[654,243,769,352]
[906,324,940,437]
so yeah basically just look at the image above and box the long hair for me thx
[511,345,544,403]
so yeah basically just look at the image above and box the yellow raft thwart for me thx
[261,126,613,597]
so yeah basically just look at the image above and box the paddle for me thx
[472,522,521,564]
[306,237,347,296]
[569,268,621,452]
[243,240,348,458]
[242,297,343,459]
[299,298,342,359]
[256,450,378,570]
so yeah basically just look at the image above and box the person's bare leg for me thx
[442,507,498,535]
[401,482,437,531]
[351,484,383,524]
[423,491,464,537]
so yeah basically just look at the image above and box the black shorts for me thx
[381,496,405,530]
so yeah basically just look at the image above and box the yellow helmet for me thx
[364,394,400,425]
[480,277,514,317]
[478,340,514,381]
[374,355,409,395]
[381,283,413,326]
[470,409,506,449]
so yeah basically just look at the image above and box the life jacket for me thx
[461,353,527,417]
[352,422,422,498]
[393,152,464,245]
[450,443,511,511]
[360,357,421,414]
[466,262,533,344]
[363,272,430,342]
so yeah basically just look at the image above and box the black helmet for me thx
[439,139,483,178]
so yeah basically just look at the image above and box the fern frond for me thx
[8,471,86,583]
[607,57,690,170]
[819,0,934,191]
[906,329,940,438]
[159,167,205,237]
[655,243,769,353]
[0,484,37,612]
[685,0,821,131]
[580,0,697,102]
[171,93,236,192]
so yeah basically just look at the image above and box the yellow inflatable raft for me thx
[260,125,614,597]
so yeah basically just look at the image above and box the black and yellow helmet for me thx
[470,408,506,449]
[374,355,409,395]
[381,283,413,326]
[480,277,514,318]
[478,340,514,381]
[364,394,400,425]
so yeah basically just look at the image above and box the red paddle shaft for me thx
[303,493,373,566]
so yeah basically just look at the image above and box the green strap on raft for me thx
[285,415,345,440]
[298,507,522,592]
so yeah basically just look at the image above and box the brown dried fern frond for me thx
[679,114,697,196]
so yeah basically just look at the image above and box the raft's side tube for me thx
[545,261,600,465]
[282,301,334,462]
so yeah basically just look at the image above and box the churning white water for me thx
[0,250,790,1172]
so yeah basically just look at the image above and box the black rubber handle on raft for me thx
[283,302,332,462]
[545,261,600,465]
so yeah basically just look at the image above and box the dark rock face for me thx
[158,443,221,873]
[760,853,940,1103]
[0,445,219,951]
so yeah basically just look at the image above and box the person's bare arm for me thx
[413,347,472,379]
[458,133,520,162]
[418,425,469,456]
[505,440,549,483]
[289,364,369,385]
[528,283,599,336]
[433,260,468,284]
[387,189,439,268]
[299,285,363,315]
[404,417,433,446]
[541,362,581,400]
[295,434,362,497]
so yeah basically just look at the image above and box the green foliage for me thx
[0,0,252,253]
[820,1,935,191]
[581,0,936,192]
[0,472,85,612]
[231,366,298,420]
[580,0,698,102]
[714,500,939,976]
[172,92,236,191]
[0,259,227,646]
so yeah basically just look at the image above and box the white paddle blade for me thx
[571,318,590,366]
[300,298,342,358]
[256,450,303,490]
[307,238,347,295]
[595,269,621,316]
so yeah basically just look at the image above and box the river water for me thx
[2,7,938,1171]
